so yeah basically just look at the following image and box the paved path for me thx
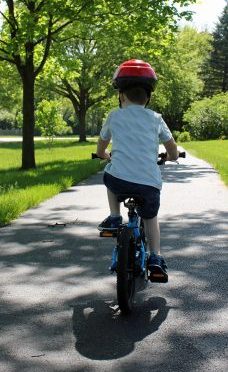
[0,151,227,372]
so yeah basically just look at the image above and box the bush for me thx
[0,110,15,130]
[172,130,181,141]
[177,131,191,142]
[35,100,72,140]
[183,93,228,140]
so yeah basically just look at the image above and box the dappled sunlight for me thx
[0,155,227,370]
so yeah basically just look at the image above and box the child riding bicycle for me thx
[96,59,178,283]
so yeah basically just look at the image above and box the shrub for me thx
[172,130,181,141]
[35,100,72,140]
[177,131,191,142]
[0,110,15,130]
[183,93,228,140]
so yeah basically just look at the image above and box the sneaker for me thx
[98,215,122,231]
[148,253,168,283]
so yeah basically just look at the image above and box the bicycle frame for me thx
[110,200,147,275]
[126,201,147,274]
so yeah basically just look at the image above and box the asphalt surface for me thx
[0,150,227,372]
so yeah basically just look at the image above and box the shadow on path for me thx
[0,160,227,371]
[72,297,170,360]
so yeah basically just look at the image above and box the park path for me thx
[0,149,227,372]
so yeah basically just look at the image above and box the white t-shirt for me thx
[100,104,172,190]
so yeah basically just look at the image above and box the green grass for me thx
[0,140,103,226]
[181,140,228,186]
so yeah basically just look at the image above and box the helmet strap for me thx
[145,92,151,107]
[119,96,122,108]
[145,98,150,107]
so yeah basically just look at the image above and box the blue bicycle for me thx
[114,194,147,314]
[92,151,186,315]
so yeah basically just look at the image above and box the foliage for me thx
[0,0,197,167]
[0,109,15,129]
[172,130,181,141]
[183,93,228,139]
[152,27,212,130]
[203,4,228,95]
[37,2,198,141]
[0,0,101,168]
[0,61,22,114]
[177,131,191,142]
[35,100,71,139]
[182,140,228,185]
[172,130,191,142]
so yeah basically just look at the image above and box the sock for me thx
[143,217,160,255]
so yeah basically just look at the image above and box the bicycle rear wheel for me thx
[117,227,136,315]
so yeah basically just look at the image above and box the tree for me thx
[0,0,93,169]
[36,99,71,140]
[183,92,228,139]
[40,2,197,141]
[39,24,119,142]
[152,27,212,130]
[0,0,197,168]
[203,4,228,95]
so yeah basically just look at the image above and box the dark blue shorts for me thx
[103,172,160,219]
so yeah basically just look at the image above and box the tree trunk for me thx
[21,70,36,169]
[71,92,87,142]
[78,106,87,142]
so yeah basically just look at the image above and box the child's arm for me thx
[96,136,111,160]
[163,138,179,161]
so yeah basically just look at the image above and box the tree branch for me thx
[34,20,73,46]
[88,94,108,108]
[0,10,15,28]
[35,0,46,12]
[6,0,19,34]
[50,20,73,37]
[51,86,71,99]
[0,54,16,64]
[34,17,53,77]
[0,46,10,55]
[62,79,80,107]
[0,39,10,47]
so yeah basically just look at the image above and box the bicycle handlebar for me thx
[92,151,186,164]
[91,153,106,159]
[157,151,186,165]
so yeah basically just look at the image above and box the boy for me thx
[96,59,178,283]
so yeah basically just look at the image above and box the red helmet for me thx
[112,59,157,93]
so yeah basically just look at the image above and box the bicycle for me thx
[92,151,186,315]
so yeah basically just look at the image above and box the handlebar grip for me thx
[178,151,186,158]
[158,152,167,159]
[91,152,112,160]
[157,151,186,164]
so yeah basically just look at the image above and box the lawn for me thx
[0,140,103,226]
[182,139,228,186]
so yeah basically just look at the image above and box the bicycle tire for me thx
[117,226,136,315]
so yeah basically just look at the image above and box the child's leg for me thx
[144,216,168,282]
[107,188,121,217]
[143,216,160,255]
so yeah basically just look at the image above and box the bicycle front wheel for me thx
[117,227,135,315]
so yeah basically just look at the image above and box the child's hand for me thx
[96,149,111,160]
[103,150,111,160]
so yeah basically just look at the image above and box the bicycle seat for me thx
[117,193,144,205]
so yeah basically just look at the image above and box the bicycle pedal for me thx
[100,230,117,238]
[149,273,168,283]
